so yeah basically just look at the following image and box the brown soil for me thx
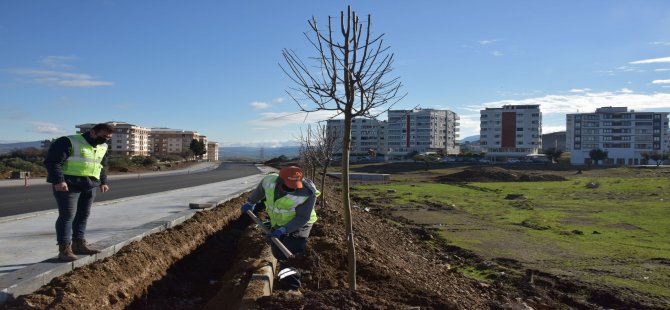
[2,195,252,310]
[435,166,567,183]
[2,179,655,309]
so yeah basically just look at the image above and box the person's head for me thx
[279,166,304,191]
[89,123,114,145]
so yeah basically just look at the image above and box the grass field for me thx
[348,164,670,304]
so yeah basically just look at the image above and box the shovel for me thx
[245,210,294,258]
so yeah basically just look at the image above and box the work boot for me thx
[72,238,100,255]
[58,242,78,262]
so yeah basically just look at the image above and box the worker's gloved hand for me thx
[272,227,287,238]
[241,202,255,214]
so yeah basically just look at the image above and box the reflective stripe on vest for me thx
[262,174,318,227]
[62,134,107,178]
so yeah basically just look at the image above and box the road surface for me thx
[0,162,260,218]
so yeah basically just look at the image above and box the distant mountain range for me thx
[220,146,300,160]
[460,135,480,142]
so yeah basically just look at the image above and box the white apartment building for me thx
[566,107,670,165]
[207,141,219,161]
[76,121,151,157]
[150,128,202,158]
[326,118,381,157]
[480,105,542,158]
[386,108,460,158]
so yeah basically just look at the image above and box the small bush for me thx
[520,219,550,230]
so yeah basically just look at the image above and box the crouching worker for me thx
[241,166,319,290]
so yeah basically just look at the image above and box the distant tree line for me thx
[0,147,48,176]
[0,146,204,177]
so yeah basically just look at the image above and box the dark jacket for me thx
[44,133,109,189]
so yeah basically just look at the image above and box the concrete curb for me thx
[0,187,256,305]
[239,243,278,309]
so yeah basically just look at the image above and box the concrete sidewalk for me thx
[0,165,274,304]
[0,161,219,188]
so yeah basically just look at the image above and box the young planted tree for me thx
[589,148,608,165]
[543,147,564,164]
[282,6,404,290]
[642,151,669,167]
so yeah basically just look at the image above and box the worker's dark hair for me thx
[92,123,115,133]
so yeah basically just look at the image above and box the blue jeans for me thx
[53,186,96,244]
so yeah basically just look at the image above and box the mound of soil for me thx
[436,166,567,183]
[3,195,252,310]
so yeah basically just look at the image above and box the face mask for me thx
[93,136,109,145]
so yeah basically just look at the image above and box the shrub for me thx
[108,156,133,171]
[142,156,158,166]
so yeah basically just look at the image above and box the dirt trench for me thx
[2,195,255,310]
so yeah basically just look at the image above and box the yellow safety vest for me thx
[62,134,108,178]
[262,174,319,227]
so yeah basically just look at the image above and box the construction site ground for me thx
[2,163,668,309]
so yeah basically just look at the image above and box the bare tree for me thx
[282,6,404,290]
[299,124,340,206]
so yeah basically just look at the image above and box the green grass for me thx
[351,175,670,299]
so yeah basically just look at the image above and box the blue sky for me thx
[1,1,670,146]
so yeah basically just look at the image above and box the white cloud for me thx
[652,79,670,84]
[619,88,633,94]
[30,121,65,134]
[11,68,113,88]
[40,55,78,68]
[542,125,567,134]
[650,41,670,46]
[616,65,641,72]
[569,88,591,93]
[630,56,670,64]
[492,51,503,57]
[456,114,481,137]
[478,39,501,45]
[273,97,286,103]
[250,101,271,110]
[654,68,670,72]
[249,110,339,128]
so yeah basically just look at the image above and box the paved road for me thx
[0,162,260,218]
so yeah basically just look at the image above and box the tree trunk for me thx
[319,164,328,207]
[341,113,357,290]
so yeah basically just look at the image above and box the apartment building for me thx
[386,108,460,158]
[542,131,566,151]
[566,107,670,165]
[326,118,381,157]
[76,121,151,156]
[207,141,219,161]
[150,128,202,159]
[480,105,542,158]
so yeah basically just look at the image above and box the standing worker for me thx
[241,166,319,290]
[44,123,114,261]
